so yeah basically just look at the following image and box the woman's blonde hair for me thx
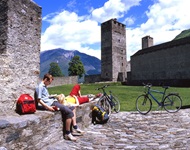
[56,94,65,104]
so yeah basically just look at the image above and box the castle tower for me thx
[142,36,153,49]
[101,18,127,82]
[0,0,41,112]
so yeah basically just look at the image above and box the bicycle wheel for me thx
[97,97,111,116]
[163,94,182,113]
[110,95,120,113]
[136,94,152,115]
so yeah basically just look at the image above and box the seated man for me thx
[35,73,84,141]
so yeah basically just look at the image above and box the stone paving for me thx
[44,109,190,150]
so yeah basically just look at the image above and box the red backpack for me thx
[16,94,36,115]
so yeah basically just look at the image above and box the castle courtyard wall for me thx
[84,74,101,83]
[130,37,190,86]
[0,0,41,112]
[47,76,78,87]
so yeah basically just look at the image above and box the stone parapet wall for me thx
[75,100,98,129]
[0,99,98,149]
[0,111,63,150]
[0,0,41,113]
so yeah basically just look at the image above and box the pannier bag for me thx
[16,94,36,115]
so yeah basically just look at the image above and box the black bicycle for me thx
[96,85,120,116]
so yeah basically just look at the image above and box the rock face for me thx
[0,0,41,113]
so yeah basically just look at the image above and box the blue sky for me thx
[32,0,189,60]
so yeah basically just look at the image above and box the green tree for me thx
[48,62,64,77]
[68,55,85,78]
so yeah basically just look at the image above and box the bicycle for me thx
[96,85,120,116]
[136,83,182,115]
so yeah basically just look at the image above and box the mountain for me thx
[40,48,101,78]
[173,29,190,40]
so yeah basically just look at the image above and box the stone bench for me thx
[0,99,98,150]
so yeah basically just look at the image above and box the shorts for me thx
[52,101,74,119]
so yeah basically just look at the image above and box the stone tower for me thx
[142,36,153,49]
[101,18,127,82]
[0,0,41,112]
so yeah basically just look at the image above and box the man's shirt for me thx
[35,81,56,106]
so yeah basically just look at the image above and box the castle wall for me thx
[130,37,190,86]
[48,76,78,87]
[0,0,41,112]
[84,74,101,83]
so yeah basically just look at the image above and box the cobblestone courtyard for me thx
[44,109,190,150]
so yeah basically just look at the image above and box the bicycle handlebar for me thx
[143,83,169,89]
[142,83,152,88]
[95,84,110,90]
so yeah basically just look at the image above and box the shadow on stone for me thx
[180,105,190,109]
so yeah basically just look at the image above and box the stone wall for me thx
[0,0,41,113]
[84,74,101,83]
[130,37,190,86]
[48,76,78,87]
[0,99,98,149]
[85,60,131,84]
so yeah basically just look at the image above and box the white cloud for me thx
[126,0,190,60]
[40,0,190,61]
[123,17,136,26]
[41,10,101,58]
[91,0,141,23]
[41,0,142,60]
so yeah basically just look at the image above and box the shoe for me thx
[87,94,95,98]
[65,133,77,141]
[96,93,102,98]
[73,128,85,134]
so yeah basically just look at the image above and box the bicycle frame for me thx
[97,85,112,105]
[96,84,121,115]
[136,84,182,114]
[146,87,168,106]
[108,91,115,107]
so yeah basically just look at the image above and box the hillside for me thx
[40,48,101,78]
[173,29,190,40]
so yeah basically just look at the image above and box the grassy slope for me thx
[48,82,190,112]
[173,29,190,40]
